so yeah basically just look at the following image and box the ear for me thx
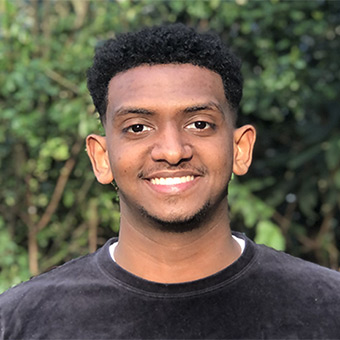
[86,134,114,184]
[233,125,256,176]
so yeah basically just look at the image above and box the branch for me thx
[37,139,83,231]
[45,69,80,95]
[272,202,297,235]
[23,174,40,276]
[71,0,90,30]
[88,199,98,253]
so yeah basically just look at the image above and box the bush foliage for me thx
[1,0,339,292]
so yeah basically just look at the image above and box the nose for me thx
[151,124,193,165]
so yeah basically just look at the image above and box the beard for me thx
[138,201,211,233]
[117,169,230,234]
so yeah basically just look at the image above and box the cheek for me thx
[108,141,144,180]
[110,154,129,177]
[206,139,233,167]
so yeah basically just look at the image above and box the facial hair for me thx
[138,201,211,233]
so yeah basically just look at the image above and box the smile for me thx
[150,176,194,185]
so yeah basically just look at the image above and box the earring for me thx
[111,180,120,203]
[111,180,119,191]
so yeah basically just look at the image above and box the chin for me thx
[139,202,210,233]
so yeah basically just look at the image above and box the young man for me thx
[1,24,340,339]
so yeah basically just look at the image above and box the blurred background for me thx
[0,0,339,293]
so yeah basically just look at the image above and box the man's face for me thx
[87,64,255,231]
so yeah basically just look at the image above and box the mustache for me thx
[138,163,207,179]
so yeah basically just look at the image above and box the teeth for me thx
[150,176,194,185]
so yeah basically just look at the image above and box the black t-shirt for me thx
[1,232,340,339]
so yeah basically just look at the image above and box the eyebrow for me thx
[183,102,225,117]
[111,101,226,122]
[111,107,155,124]
[114,107,155,117]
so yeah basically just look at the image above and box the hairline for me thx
[101,63,237,127]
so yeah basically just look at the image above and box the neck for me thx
[114,205,241,283]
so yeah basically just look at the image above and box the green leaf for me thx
[325,138,340,171]
[255,221,285,251]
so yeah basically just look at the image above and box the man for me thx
[1,24,340,339]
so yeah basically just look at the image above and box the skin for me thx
[86,64,256,283]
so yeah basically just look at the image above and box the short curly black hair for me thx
[87,23,242,124]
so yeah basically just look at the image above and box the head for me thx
[86,25,255,233]
[87,23,243,126]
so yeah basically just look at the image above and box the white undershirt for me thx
[109,235,245,262]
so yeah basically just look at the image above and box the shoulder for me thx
[0,237,116,310]
[248,239,340,300]
[255,241,340,278]
[234,233,340,299]
[1,252,91,305]
[235,236,340,336]
[0,240,116,339]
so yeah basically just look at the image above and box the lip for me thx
[150,175,194,185]
[143,170,203,179]
[143,171,203,194]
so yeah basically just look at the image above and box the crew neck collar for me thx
[95,231,257,297]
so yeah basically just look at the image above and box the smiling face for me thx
[87,64,255,232]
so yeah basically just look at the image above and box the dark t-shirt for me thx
[1,232,340,339]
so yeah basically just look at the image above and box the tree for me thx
[0,0,339,293]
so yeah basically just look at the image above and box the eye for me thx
[125,124,152,134]
[186,121,211,130]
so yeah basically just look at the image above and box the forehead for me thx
[106,64,227,113]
